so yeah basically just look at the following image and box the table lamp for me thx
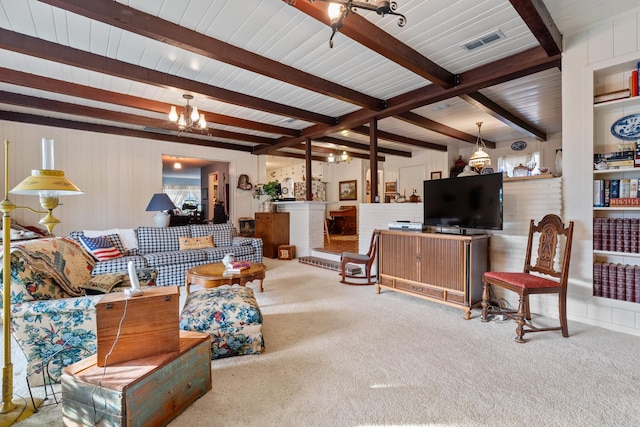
[2,138,82,419]
[145,193,176,227]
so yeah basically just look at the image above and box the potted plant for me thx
[254,180,280,201]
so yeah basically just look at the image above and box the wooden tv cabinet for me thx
[376,230,489,319]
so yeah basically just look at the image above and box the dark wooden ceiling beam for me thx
[255,47,559,154]
[459,92,547,141]
[0,28,335,125]
[350,126,447,152]
[314,136,412,158]
[509,0,562,56]
[0,91,276,145]
[0,110,254,152]
[288,1,549,144]
[0,67,301,137]
[40,0,385,111]
[396,112,496,148]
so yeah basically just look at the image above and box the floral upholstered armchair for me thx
[1,237,156,386]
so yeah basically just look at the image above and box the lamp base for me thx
[0,398,42,423]
[153,211,170,228]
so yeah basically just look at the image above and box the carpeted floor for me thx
[11,258,640,426]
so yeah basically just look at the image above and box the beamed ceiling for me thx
[0,0,637,169]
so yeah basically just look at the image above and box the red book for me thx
[593,218,603,251]
[593,262,602,297]
[632,70,638,97]
[601,263,610,298]
[616,264,626,301]
[625,265,635,302]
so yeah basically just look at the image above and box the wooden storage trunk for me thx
[96,286,180,366]
[61,331,211,427]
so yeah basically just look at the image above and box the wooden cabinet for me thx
[255,212,290,258]
[376,230,489,319]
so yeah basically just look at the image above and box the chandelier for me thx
[328,149,351,163]
[468,122,492,171]
[169,94,207,133]
[288,1,407,48]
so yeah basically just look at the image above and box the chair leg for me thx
[559,291,569,337]
[480,281,490,322]
[515,295,527,343]
[339,259,346,283]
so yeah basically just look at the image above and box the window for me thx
[497,152,540,177]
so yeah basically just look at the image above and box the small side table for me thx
[185,262,266,294]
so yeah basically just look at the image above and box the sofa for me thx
[1,237,157,385]
[70,223,263,287]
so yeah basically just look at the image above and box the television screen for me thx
[423,173,503,231]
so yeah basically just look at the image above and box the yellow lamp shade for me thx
[10,169,83,196]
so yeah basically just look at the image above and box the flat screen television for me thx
[423,173,503,232]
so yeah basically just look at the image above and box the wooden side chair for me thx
[480,214,574,343]
[340,229,380,285]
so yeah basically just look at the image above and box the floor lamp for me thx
[1,138,82,419]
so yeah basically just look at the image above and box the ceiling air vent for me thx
[461,29,506,51]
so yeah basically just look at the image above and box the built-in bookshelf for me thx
[593,60,640,304]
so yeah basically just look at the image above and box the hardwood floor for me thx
[317,234,358,255]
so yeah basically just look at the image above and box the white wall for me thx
[0,121,259,236]
[563,7,640,336]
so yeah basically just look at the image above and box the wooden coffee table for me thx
[185,262,266,294]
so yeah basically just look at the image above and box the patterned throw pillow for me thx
[178,235,214,250]
[78,235,123,261]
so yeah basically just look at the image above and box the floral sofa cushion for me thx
[11,295,101,386]
[180,286,264,359]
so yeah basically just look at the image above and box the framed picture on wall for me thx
[430,171,442,180]
[339,180,357,201]
[385,181,396,194]
[201,187,208,201]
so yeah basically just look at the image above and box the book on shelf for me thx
[631,178,639,197]
[632,70,639,97]
[616,264,626,301]
[620,179,631,198]
[594,180,604,207]
[625,265,635,303]
[593,217,603,250]
[594,89,631,104]
[593,262,602,297]
[610,179,620,200]
[608,264,618,299]
[601,263,610,299]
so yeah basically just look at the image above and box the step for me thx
[298,256,362,275]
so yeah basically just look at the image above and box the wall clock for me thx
[511,140,527,151]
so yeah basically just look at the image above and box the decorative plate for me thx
[611,114,640,140]
[511,140,527,151]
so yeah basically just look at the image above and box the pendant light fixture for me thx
[169,94,207,133]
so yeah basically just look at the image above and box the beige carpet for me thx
[10,258,640,426]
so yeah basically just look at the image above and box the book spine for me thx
[623,218,631,253]
[625,265,635,302]
[610,179,620,200]
[602,263,610,298]
[594,262,603,297]
[594,217,603,250]
[632,218,639,253]
[608,218,616,253]
[616,264,626,300]
[594,180,604,207]
[635,266,640,303]
[604,179,610,207]
[608,264,618,299]
[615,218,624,253]
[620,179,631,199]
[601,218,610,251]
[633,70,639,97]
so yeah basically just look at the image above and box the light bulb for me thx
[178,113,186,127]
[191,106,200,122]
[328,153,335,163]
[341,151,349,161]
[328,3,342,20]
[169,106,178,122]
[198,114,207,129]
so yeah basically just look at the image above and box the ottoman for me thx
[180,286,264,359]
